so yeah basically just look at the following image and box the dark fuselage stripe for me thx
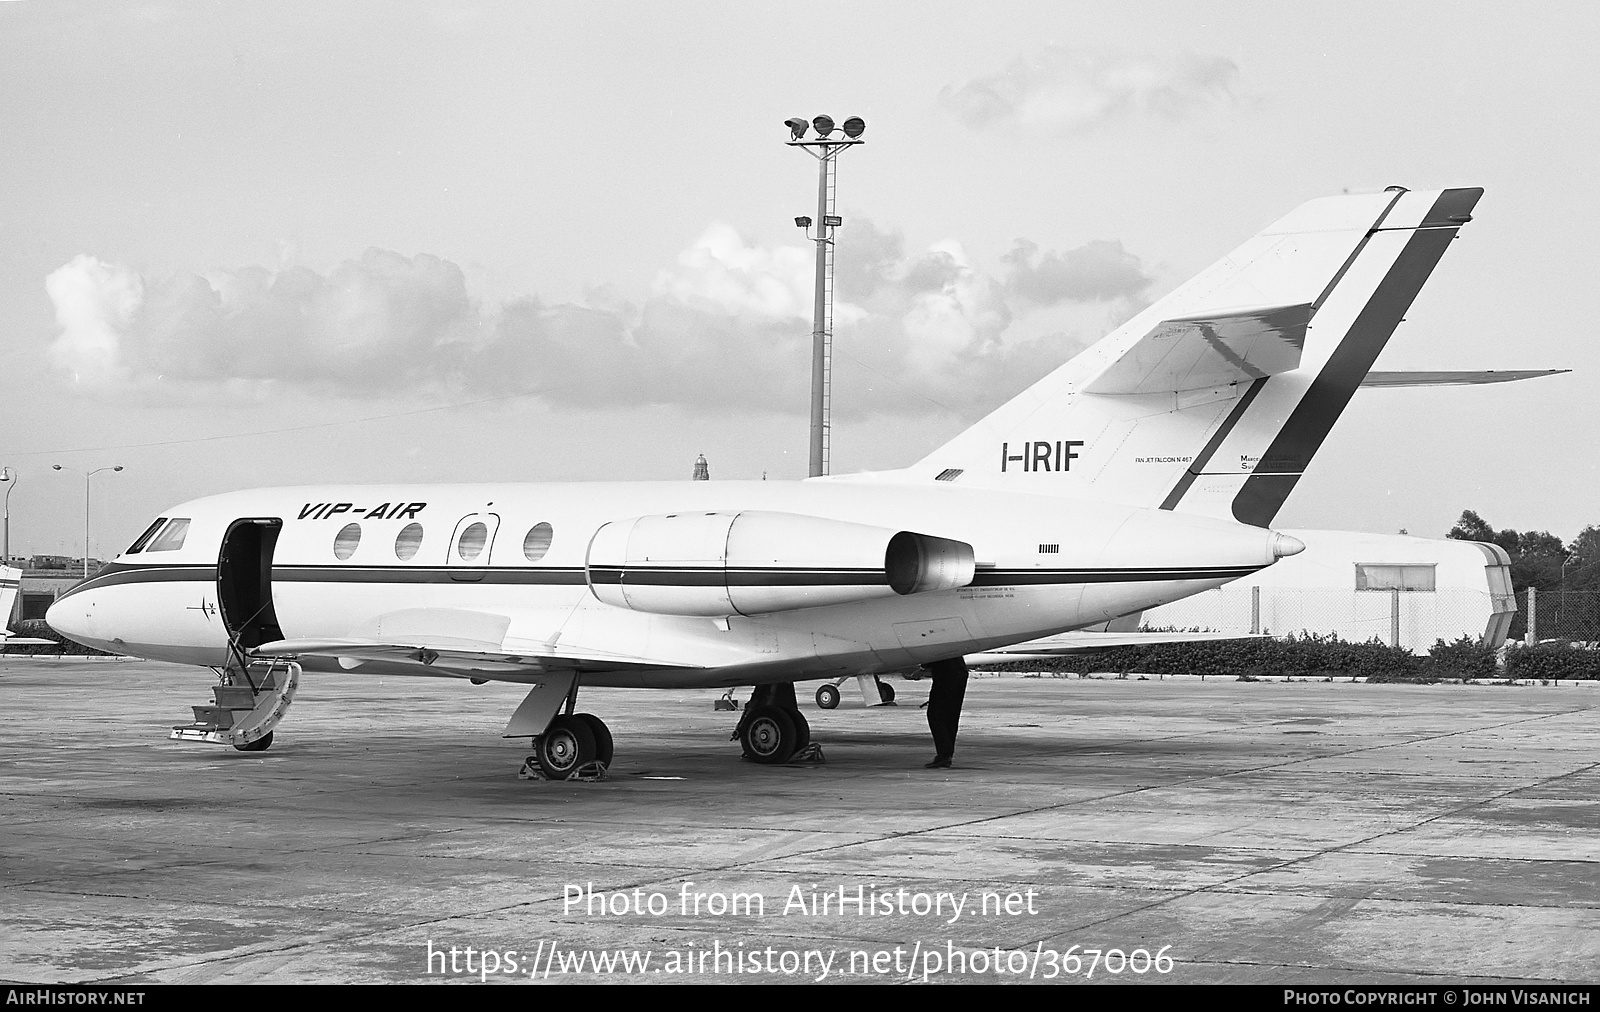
[65,561,1263,595]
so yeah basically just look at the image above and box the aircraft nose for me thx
[1271,532,1306,559]
[45,594,93,646]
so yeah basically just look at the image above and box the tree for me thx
[1448,510,1496,543]
[1566,525,1600,593]
[1448,507,1562,588]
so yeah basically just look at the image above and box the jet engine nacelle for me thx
[586,510,975,616]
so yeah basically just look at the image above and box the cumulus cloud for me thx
[44,220,1152,419]
[1001,238,1152,305]
[941,46,1238,135]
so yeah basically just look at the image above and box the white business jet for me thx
[46,186,1480,774]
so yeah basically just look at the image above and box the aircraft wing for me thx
[252,638,704,683]
[968,628,1265,664]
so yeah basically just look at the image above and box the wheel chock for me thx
[786,743,826,765]
[518,756,609,782]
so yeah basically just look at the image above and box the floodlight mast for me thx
[785,115,865,477]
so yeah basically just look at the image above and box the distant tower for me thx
[692,454,710,481]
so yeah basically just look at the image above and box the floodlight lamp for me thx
[824,215,842,227]
[842,116,865,138]
[812,115,835,137]
[784,117,809,140]
[794,216,812,228]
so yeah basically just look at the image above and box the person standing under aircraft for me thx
[924,657,968,768]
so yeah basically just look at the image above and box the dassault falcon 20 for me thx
[48,185,1482,776]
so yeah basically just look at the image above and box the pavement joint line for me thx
[922,716,1599,941]
[1202,888,1600,910]
[1150,957,1543,984]
[1044,758,1600,939]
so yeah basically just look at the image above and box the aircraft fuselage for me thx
[47,479,1295,689]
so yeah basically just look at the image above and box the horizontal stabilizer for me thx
[1360,369,1569,388]
[1085,303,1312,394]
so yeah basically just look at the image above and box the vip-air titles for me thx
[297,502,427,521]
[1000,441,1084,473]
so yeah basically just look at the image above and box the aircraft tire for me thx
[536,715,598,779]
[815,683,841,709]
[233,731,273,753]
[741,706,799,765]
[791,708,810,750]
[878,680,896,703]
[574,713,614,767]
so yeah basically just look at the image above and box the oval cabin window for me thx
[457,522,488,562]
[394,523,424,561]
[333,523,362,560]
[523,522,553,562]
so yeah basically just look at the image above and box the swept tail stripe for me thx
[1158,377,1267,511]
[1158,189,1409,514]
[1309,187,1408,311]
[1231,188,1482,527]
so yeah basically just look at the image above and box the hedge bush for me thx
[2,619,111,656]
[1504,643,1600,681]
[984,633,1600,681]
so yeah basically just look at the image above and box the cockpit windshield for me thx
[123,518,168,555]
[145,518,191,553]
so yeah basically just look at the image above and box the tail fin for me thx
[1,565,22,635]
[900,186,1482,526]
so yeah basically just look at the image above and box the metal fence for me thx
[1519,588,1600,644]
[1145,585,1513,654]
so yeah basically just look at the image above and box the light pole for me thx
[785,114,866,477]
[0,467,15,565]
[53,464,123,578]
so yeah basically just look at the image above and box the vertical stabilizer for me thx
[893,187,1482,526]
[1,565,23,635]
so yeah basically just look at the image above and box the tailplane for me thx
[882,186,1483,526]
[1,565,58,647]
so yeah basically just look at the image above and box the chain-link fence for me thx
[1145,585,1513,653]
[1517,589,1600,644]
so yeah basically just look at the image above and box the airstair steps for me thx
[190,705,237,728]
[170,659,299,751]
[211,685,258,708]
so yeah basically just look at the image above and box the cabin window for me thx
[145,518,191,552]
[457,522,488,562]
[1355,564,1436,592]
[523,522,554,562]
[333,523,362,560]
[394,523,424,561]
[124,518,168,555]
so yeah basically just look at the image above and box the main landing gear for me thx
[518,680,615,781]
[532,712,615,780]
[734,682,817,765]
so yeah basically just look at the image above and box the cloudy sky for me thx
[2,1,1595,560]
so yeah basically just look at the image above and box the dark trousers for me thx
[925,657,969,758]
